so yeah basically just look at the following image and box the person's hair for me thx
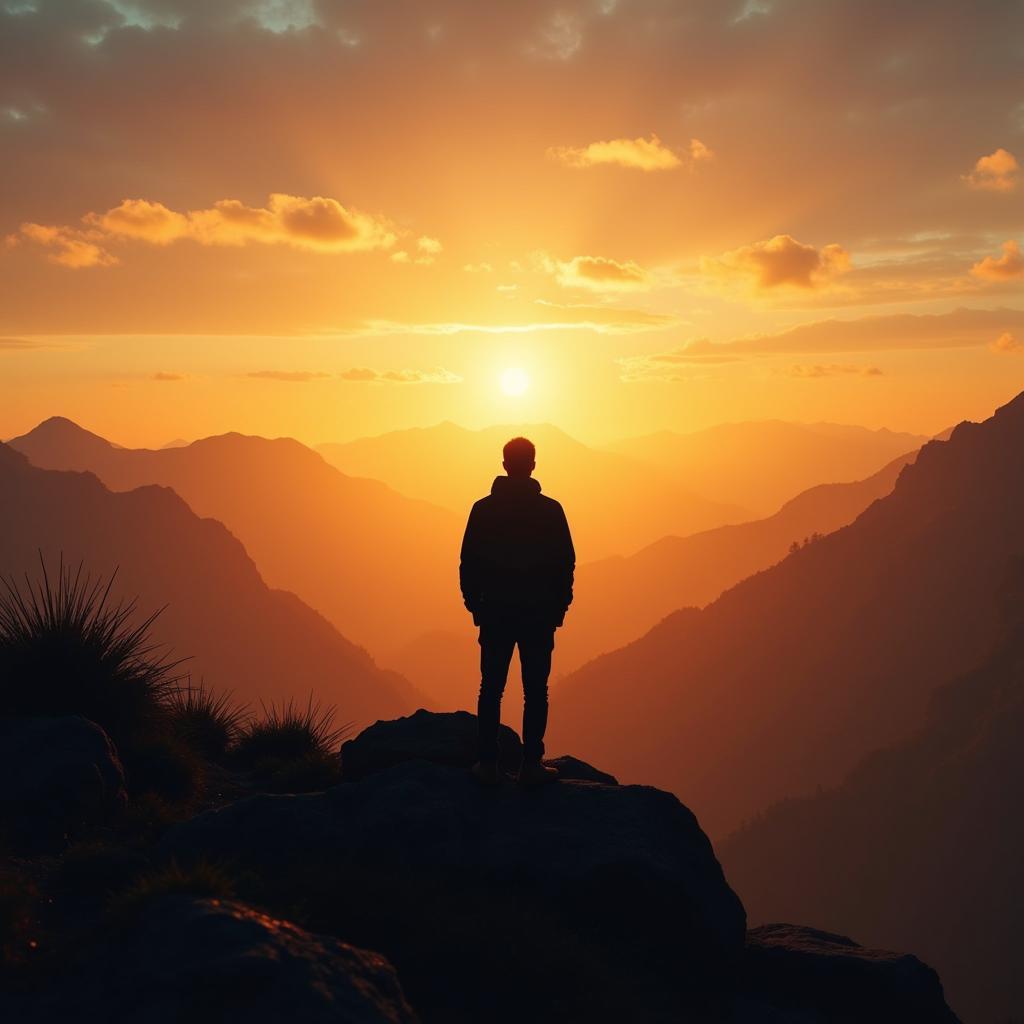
[503,436,536,475]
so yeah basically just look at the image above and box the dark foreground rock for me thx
[340,708,619,785]
[340,708,524,779]
[165,757,746,987]
[736,923,961,1023]
[0,715,126,845]
[5,894,418,1024]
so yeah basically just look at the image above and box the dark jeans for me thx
[477,615,556,764]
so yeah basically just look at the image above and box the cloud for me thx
[990,331,1022,354]
[350,300,679,337]
[539,253,654,291]
[247,369,332,382]
[338,366,462,384]
[389,235,443,266]
[971,239,1024,280]
[152,370,187,381]
[687,138,714,165]
[17,194,397,267]
[701,234,851,290]
[88,199,191,244]
[18,223,118,268]
[548,134,682,171]
[785,363,883,378]
[0,337,36,349]
[963,148,1020,192]
[463,262,494,273]
[689,307,1024,355]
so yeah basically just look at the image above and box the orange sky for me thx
[2,0,1022,446]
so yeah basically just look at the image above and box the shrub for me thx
[166,680,248,761]
[234,697,348,767]
[234,697,349,792]
[0,556,183,746]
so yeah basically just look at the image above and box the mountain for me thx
[720,569,1024,1023]
[555,450,918,674]
[317,422,747,560]
[9,418,463,658]
[0,444,414,725]
[549,393,1024,839]
[605,420,926,518]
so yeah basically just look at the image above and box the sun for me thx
[500,367,530,397]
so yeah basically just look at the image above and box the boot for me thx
[518,759,559,787]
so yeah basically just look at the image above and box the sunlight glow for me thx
[500,367,530,397]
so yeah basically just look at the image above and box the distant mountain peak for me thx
[12,416,116,454]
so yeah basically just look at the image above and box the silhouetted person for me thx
[460,436,575,786]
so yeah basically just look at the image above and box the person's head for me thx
[503,436,536,479]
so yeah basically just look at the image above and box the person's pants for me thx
[477,616,555,764]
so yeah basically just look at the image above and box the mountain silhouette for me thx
[0,443,415,723]
[555,449,921,674]
[385,451,923,707]
[9,417,463,659]
[603,419,926,517]
[550,392,1024,838]
[317,421,748,560]
[720,562,1024,1023]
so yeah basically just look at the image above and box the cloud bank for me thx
[18,194,397,268]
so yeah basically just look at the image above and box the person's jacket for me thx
[459,476,575,626]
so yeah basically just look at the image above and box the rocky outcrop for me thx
[165,755,746,988]
[0,715,126,844]
[7,894,418,1024]
[340,708,619,784]
[737,924,961,1023]
[340,708,523,779]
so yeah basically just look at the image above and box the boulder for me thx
[6,895,418,1024]
[0,715,127,844]
[546,754,618,785]
[340,709,523,779]
[164,756,746,987]
[738,923,961,1023]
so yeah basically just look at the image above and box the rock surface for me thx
[0,715,127,843]
[340,708,524,779]
[165,756,746,986]
[8,894,418,1024]
[738,923,961,1023]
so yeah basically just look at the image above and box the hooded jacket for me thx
[459,476,575,624]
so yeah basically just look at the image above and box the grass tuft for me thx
[234,696,349,767]
[233,697,349,791]
[110,859,236,922]
[166,679,248,761]
[0,554,184,746]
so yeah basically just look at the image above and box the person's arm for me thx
[553,504,576,624]
[459,503,483,620]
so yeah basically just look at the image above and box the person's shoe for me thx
[471,760,501,786]
[518,760,559,787]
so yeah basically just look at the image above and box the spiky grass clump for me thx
[234,697,349,792]
[166,680,248,761]
[0,556,182,746]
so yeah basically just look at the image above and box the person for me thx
[459,436,575,786]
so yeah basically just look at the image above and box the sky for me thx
[1,0,1023,447]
